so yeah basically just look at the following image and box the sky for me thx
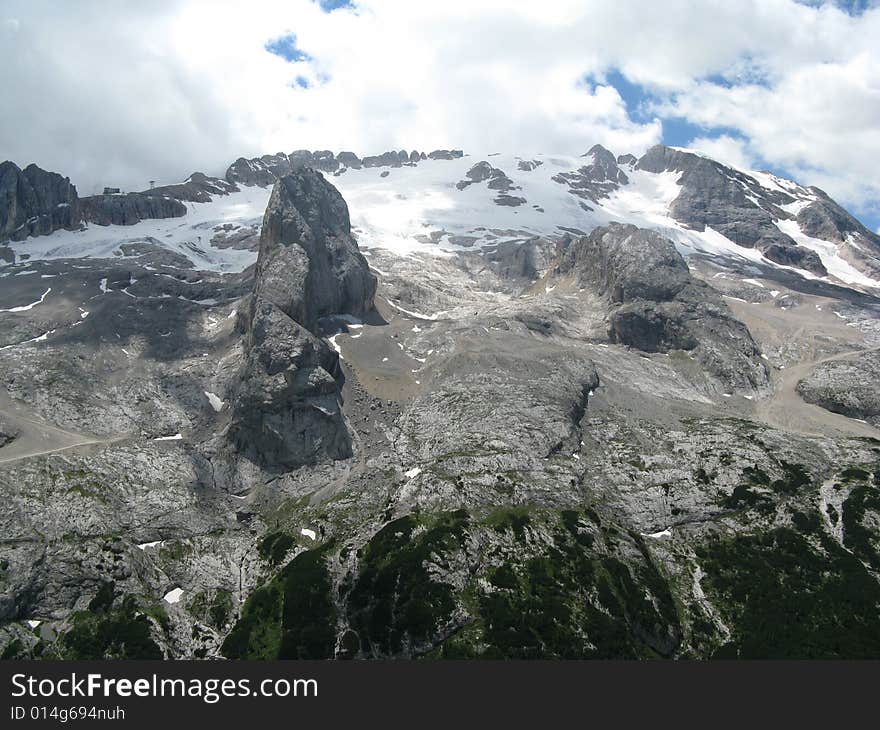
[1,0,878,230]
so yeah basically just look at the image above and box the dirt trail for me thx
[753,345,880,439]
[0,392,129,465]
[725,294,880,439]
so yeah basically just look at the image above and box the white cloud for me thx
[0,0,877,223]
[687,135,756,171]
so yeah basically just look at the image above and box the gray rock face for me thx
[229,167,376,469]
[337,151,362,169]
[553,144,628,205]
[617,153,637,166]
[0,161,79,242]
[311,150,339,173]
[428,149,464,160]
[229,298,353,468]
[225,153,292,187]
[636,145,827,276]
[252,168,376,330]
[796,192,880,279]
[362,151,404,168]
[456,162,524,205]
[226,150,437,186]
[796,351,880,426]
[558,223,768,389]
[80,193,187,226]
[146,173,238,203]
[517,159,543,171]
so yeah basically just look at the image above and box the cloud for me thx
[687,135,756,171]
[0,0,877,226]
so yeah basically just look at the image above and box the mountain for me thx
[1,144,880,660]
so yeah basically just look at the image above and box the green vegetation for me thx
[222,546,336,660]
[189,589,234,629]
[346,510,469,656]
[769,462,812,495]
[258,532,296,566]
[841,468,880,569]
[59,586,163,660]
[696,518,880,658]
[457,511,681,659]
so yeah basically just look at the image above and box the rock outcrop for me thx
[558,223,768,390]
[796,351,880,426]
[225,153,292,187]
[796,191,880,280]
[552,145,629,207]
[225,149,438,187]
[428,149,464,160]
[456,162,525,206]
[0,161,79,242]
[79,193,187,226]
[146,173,239,203]
[229,166,377,469]
[636,145,827,276]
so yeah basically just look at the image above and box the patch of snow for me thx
[776,218,879,288]
[385,298,448,321]
[137,541,164,550]
[163,587,184,604]
[327,333,343,358]
[301,528,317,540]
[8,187,270,273]
[0,329,56,351]
[404,466,422,479]
[153,433,183,441]
[0,287,51,313]
[204,391,224,412]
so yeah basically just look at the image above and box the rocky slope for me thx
[1,145,880,661]
[637,145,827,275]
[557,223,768,390]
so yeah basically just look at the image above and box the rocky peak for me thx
[583,144,628,185]
[229,166,377,470]
[553,144,627,207]
[253,166,376,330]
[636,145,827,276]
[456,161,525,206]
[0,161,79,242]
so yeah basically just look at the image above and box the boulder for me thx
[796,351,880,426]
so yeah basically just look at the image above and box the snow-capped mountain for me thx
[5,144,878,295]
